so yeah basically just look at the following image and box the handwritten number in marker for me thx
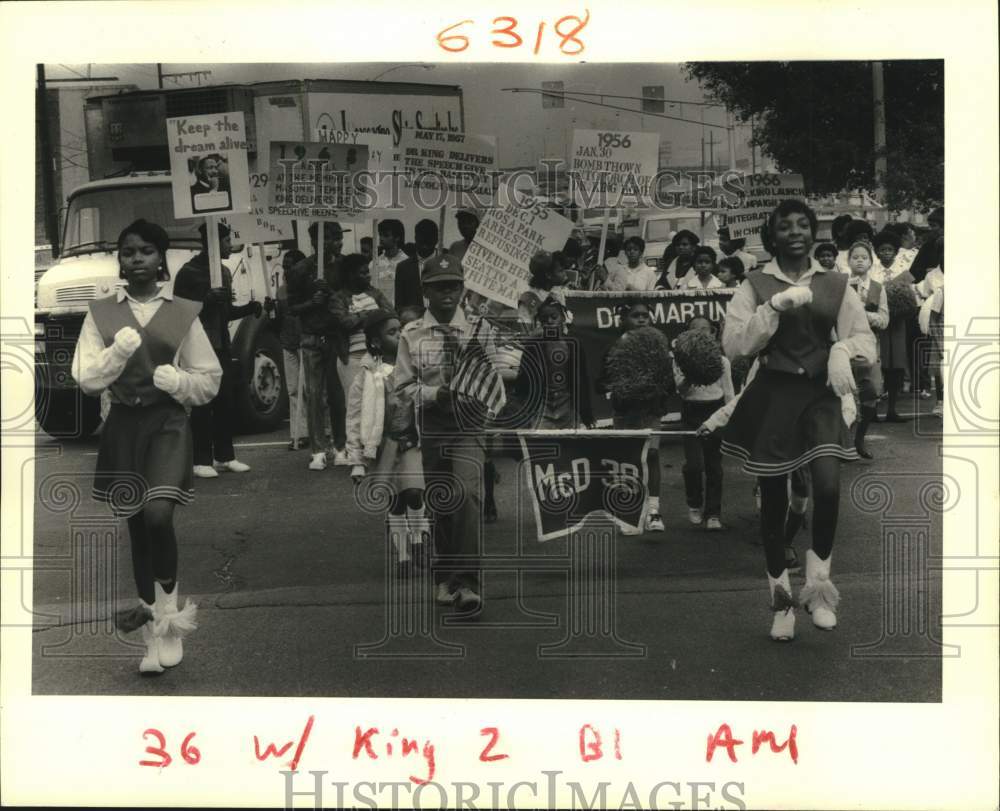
[555,10,590,55]
[436,12,588,55]
[479,727,509,762]
[139,728,172,768]
[437,19,473,52]
[491,17,523,49]
[181,732,201,765]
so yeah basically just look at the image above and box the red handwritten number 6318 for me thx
[139,729,201,768]
[437,11,589,55]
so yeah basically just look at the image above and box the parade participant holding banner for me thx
[287,221,349,470]
[673,316,734,530]
[72,220,222,674]
[720,199,876,641]
[395,254,486,613]
[330,255,392,417]
[596,301,674,532]
[680,246,725,291]
[347,310,428,576]
[174,222,259,478]
[846,241,889,459]
[605,236,657,292]
[663,230,701,288]
[395,219,440,312]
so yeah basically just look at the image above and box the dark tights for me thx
[388,488,424,516]
[759,457,841,578]
[126,499,178,605]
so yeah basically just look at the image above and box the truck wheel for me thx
[235,323,286,434]
[36,389,101,440]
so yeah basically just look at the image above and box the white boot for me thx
[139,620,165,674]
[767,569,796,642]
[153,582,198,667]
[801,550,840,630]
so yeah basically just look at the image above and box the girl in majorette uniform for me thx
[347,309,427,576]
[846,241,889,458]
[72,220,222,674]
[719,200,876,641]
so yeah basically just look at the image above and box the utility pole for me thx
[708,130,717,173]
[750,116,757,174]
[157,63,164,89]
[36,64,60,255]
[872,61,888,212]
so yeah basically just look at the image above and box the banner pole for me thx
[207,215,222,289]
[316,220,324,280]
[438,204,447,254]
[597,208,610,283]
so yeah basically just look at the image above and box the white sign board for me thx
[463,201,574,309]
[316,129,396,209]
[570,129,660,208]
[400,130,497,196]
[723,173,806,240]
[267,140,370,221]
[167,112,252,220]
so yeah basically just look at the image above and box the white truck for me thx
[34,79,465,438]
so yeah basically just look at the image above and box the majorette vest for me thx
[88,294,202,407]
[746,268,848,379]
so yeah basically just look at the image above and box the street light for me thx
[369,64,435,81]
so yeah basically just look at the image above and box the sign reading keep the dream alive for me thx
[399,130,497,195]
[463,202,574,309]
[723,173,806,240]
[570,129,660,207]
[167,112,251,220]
[267,140,370,220]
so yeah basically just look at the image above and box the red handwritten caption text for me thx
[138,720,799,779]
[437,11,590,56]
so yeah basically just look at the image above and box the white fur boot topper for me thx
[800,550,840,630]
[767,569,796,642]
[153,582,198,668]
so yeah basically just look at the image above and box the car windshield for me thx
[62,185,202,256]
[644,216,703,243]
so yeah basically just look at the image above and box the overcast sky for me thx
[45,62,752,169]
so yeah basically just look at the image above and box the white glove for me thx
[152,364,181,395]
[770,286,813,312]
[827,342,857,396]
[840,393,857,429]
[112,326,142,358]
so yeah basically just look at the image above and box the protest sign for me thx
[722,173,805,240]
[399,129,497,195]
[519,431,653,541]
[221,183,294,245]
[565,289,736,424]
[167,112,251,220]
[462,201,574,309]
[267,140,370,220]
[570,129,660,208]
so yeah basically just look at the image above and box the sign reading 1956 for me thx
[437,10,590,55]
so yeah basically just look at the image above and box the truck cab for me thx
[35,172,287,438]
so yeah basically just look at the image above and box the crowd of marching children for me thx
[71,197,945,673]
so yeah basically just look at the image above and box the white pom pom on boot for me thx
[767,569,796,642]
[153,582,198,668]
[800,550,840,630]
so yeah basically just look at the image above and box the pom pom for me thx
[885,281,918,321]
[672,330,724,386]
[730,354,755,390]
[604,327,674,409]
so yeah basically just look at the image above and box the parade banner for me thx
[167,112,251,220]
[722,173,805,240]
[399,129,497,195]
[570,128,660,208]
[519,431,653,541]
[267,140,370,220]
[565,289,736,424]
[463,201,574,309]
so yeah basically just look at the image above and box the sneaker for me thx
[646,511,665,532]
[332,448,350,466]
[919,389,933,399]
[687,508,703,525]
[705,517,723,531]
[193,465,218,479]
[435,582,458,605]
[931,402,943,418]
[308,452,327,471]
[216,459,250,473]
[455,587,482,613]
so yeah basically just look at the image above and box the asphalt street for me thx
[29,399,945,701]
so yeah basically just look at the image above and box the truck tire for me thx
[36,389,101,440]
[233,316,287,434]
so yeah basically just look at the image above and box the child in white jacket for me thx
[347,310,427,575]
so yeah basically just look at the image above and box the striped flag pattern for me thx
[449,318,508,416]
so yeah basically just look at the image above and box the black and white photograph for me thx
[2,2,998,809]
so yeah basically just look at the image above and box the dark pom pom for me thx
[605,327,674,406]
[885,281,918,321]
[730,354,755,390]
[673,330,724,386]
